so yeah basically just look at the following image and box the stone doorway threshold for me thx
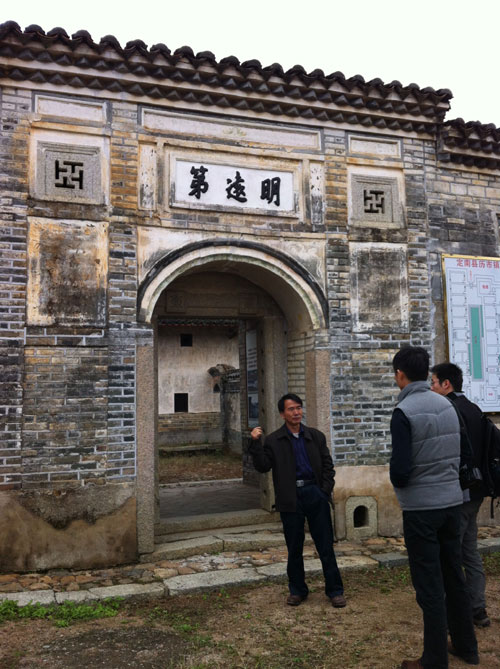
[146,479,279,563]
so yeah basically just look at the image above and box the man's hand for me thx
[250,427,264,441]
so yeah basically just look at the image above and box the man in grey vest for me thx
[390,346,478,669]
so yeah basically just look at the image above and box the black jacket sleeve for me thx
[247,436,273,473]
[390,408,412,488]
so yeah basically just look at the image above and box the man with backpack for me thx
[430,361,497,628]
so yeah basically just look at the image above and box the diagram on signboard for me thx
[443,255,500,412]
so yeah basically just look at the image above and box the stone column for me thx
[258,316,287,511]
[136,342,157,554]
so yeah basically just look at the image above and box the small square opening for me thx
[174,393,188,412]
[180,333,193,347]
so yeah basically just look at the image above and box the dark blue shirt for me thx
[287,425,314,480]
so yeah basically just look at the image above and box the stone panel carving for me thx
[30,130,109,205]
[27,218,108,326]
[350,243,408,332]
[350,174,402,227]
[36,142,101,203]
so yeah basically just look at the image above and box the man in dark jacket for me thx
[248,393,345,607]
[431,362,490,628]
[391,347,478,669]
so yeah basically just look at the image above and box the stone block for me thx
[372,552,408,568]
[0,590,55,606]
[55,590,98,604]
[478,537,500,554]
[89,583,165,601]
[256,562,287,581]
[165,567,262,595]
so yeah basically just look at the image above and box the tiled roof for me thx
[1,20,499,169]
[0,20,450,135]
[438,119,500,170]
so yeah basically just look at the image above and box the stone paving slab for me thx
[372,552,409,568]
[303,558,323,578]
[256,562,287,581]
[0,590,56,606]
[338,555,379,570]
[165,567,262,595]
[89,583,165,601]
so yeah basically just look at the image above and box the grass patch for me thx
[0,597,123,627]
[484,551,500,575]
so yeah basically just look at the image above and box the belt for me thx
[296,479,315,487]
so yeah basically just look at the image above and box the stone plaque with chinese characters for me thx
[35,142,103,204]
[171,160,296,215]
[350,175,402,228]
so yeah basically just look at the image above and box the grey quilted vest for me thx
[394,381,462,511]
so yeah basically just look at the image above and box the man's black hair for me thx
[430,362,463,391]
[278,393,303,413]
[392,346,429,382]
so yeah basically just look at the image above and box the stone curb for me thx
[478,537,500,554]
[372,551,409,568]
[2,540,499,608]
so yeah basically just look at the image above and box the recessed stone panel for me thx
[138,143,157,209]
[348,135,401,158]
[350,242,408,332]
[141,108,321,151]
[27,218,108,326]
[34,94,108,124]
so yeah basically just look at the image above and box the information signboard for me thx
[443,254,500,412]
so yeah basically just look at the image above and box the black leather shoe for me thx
[330,594,346,608]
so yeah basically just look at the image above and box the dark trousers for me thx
[280,483,343,598]
[403,506,478,668]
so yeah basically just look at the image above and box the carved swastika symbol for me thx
[363,189,385,214]
[54,160,84,189]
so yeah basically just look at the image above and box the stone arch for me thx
[137,239,328,332]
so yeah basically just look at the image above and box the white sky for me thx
[5,0,500,125]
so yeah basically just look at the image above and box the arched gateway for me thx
[135,240,330,553]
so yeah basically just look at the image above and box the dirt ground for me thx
[2,560,499,668]
[159,450,243,484]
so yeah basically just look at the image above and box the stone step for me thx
[156,521,283,545]
[141,528,291,563]
[155,508,276,537]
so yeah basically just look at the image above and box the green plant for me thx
[0,597,123,627]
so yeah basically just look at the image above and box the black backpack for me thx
[481,416,500,518]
